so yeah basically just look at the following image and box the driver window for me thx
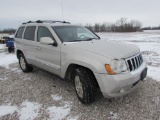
[37,26,55,42]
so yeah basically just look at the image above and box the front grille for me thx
[125,54,143,72]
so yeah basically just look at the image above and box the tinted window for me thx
[15,27,25,38]
[52,26,99,42]
[37,26,55,42]
[24,26,36,41]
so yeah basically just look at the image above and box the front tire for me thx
[74,67,96,104]
[18,53,33,72]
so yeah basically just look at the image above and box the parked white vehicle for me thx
[0,34,9,43]
[14,20,147,104]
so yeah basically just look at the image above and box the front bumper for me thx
[94,62,147,98]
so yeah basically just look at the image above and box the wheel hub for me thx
[20,57,26,70]
[75,75,83,98]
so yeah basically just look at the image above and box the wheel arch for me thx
[64,63,99,88]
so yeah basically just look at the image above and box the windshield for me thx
[52,26,99,42]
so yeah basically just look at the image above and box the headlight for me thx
[105,59,127,75]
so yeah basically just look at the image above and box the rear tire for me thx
[74,67,96,104]
[18,53,33,72]
[8,47,11,53]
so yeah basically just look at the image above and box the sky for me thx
[0,0,160,29]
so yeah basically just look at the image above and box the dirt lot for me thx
[0,31,160,120]
[0,62,160,120]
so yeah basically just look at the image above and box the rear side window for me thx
[24,26,36,41]
[15,27,25,38]
[37,26,55,42]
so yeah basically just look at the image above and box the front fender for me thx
[60,52,110,78]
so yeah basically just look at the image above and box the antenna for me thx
[61,3,64,21]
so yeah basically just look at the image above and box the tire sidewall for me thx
[8,47,11,53]
[19,54,26,72]
[18,53,33,72]
[74,69,89,104]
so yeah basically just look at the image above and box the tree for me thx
[100,23,106,32]
[84,17,143,32]
[130,20,142,31]
[0,28,16,34]
[94,23,100,32]
[85,24,93,31]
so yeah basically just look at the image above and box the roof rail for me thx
[22,20,70,24]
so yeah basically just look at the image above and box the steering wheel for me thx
[78,35,85,38]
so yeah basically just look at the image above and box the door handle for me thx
[36,46,41,50]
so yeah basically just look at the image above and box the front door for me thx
[34,26,61,76]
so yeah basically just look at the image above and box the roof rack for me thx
[22,20,70,24]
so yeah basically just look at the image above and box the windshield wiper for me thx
[85,38,99,41]
[65,38,99,42]
[67,40,83,42]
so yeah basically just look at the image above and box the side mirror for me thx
[40,37,54,45]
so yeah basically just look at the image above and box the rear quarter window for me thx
[24,26,36,41]
[15,27,25,38]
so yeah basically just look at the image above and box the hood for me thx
[65,40,140,59]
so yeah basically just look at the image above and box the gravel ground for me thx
[0,62,160,120]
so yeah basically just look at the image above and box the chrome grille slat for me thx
[138,55,141,64]
[137,55,140,65]
[130,58,134,71]
[140,54,143,64]
[125,53,143,72]
[134,57,137,69]
[135,56,139,67]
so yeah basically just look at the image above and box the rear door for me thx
[34,26,61,75]
[22,26,38,65]
[15,26,25,50]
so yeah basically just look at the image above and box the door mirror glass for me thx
[40,37,54,45]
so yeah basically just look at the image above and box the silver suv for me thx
[14,20,147,104]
